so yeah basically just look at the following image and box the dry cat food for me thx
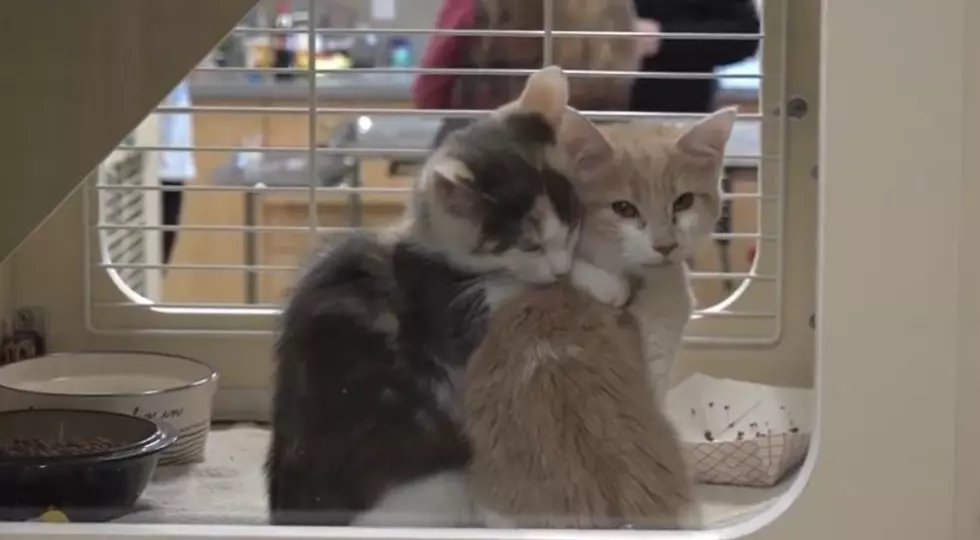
[0,436,115,458]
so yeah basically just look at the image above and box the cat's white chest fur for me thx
[629,262,694,402]
[353,472,481,527]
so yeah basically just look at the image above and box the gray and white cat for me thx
[267,67,597,527]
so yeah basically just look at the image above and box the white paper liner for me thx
[664,373,814,487]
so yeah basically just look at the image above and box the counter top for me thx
[212,115,761,189]
[188,71,757,104]
[189,71,416,101]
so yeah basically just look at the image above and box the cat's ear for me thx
[676,106,738,158]
[516,65,569,127]
[559,109,615,182]
[430,158,477,215]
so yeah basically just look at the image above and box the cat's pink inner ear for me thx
[518,65,570,127]
[560,110,614,179]
[676,106,738,158]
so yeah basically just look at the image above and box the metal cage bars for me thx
[85,0,782,345]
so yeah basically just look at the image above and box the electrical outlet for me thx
[15,307,47,337]
[0,308,47,366]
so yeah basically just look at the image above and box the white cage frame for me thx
[96,113,164,303]
[5,0,979,538]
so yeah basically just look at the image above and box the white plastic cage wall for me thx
[85,0,786,346]
[96,114,164,303]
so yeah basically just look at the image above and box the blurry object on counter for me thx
[242,5,274,83]
[244,33,272,84]
[214,34,246,68]
[235,134,266,173]
[272,0,296,81]
[244,38,272,84]
[349,24,380,68]
[290,9,320,72]
[293,8,359,73]
[318,53,353,72]
[314,7,356,74]
[243,5,272,84]
[317,35,354,72]
[386,37,413,68]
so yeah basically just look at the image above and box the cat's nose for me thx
[654,243,678,257]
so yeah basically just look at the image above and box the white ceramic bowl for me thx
[0,351,218,466]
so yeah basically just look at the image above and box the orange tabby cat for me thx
[464,73,736,528]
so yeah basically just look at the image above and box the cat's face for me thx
[426,147,579,284]
[413,66,608,284]
[576,109,737,273]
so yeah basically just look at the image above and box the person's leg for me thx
[431,118,473,148]
[161,179,185,265]
[715,172,734,292]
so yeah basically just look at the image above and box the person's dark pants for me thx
[161,179,185,265]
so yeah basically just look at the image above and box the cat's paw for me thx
[571,261,629,307]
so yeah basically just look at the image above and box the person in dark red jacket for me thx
[412,0,475,111]
[412,0,648,145]
[412,0,760,114]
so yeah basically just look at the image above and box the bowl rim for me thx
[0,408,178,465]
[0,350,219,398]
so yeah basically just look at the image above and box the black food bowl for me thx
[0,408,176,522]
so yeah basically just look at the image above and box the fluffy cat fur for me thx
[463,108,738,529]
[267,67,602,527]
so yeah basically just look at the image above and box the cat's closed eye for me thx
[672,192,695,213]
[518,242,544,253]
[611,200,639,218]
